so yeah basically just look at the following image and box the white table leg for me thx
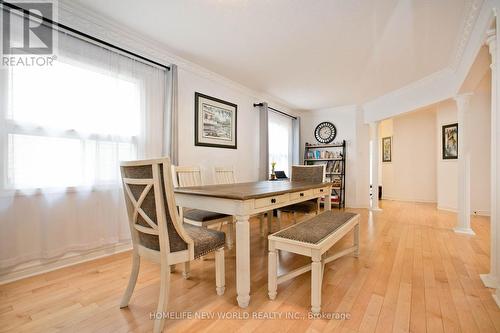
[325,188,332,211]
[236,214,251,308]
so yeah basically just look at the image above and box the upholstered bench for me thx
[267,210,360,313]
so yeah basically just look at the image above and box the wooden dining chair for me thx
[214,166,236,185]
[172,166,234,250]
[277,165,325,225]
[120,158,225,333]
[213,166,266,236]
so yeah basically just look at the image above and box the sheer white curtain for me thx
[268,111,293,176]
[0,20,168,272]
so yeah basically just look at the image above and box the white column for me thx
[369,121,381,211]
[454,93,475,235]
[481,26,500,308]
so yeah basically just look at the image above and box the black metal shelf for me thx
[304,140,346,209]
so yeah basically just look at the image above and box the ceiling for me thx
[70,0,471,110]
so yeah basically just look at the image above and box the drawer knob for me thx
[300,193,304,197]
[319,189,324,192]
[271,198,276,203]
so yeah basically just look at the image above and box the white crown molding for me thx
[450,0,484,70]
[57,0,298,114]
[363,0,496,123]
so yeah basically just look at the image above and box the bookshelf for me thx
[304,140,346,209]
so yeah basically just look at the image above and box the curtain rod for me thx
[253,103,297,120]
[1,2,170,71]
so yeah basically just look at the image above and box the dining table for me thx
[174,180,333,308]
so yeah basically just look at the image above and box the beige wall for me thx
[436,72,491,215]
[379,70,491,214]
[380,108,437,203]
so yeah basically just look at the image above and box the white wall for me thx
[300,105,369,208]
[380,108,437,203]
[177,68,298,184]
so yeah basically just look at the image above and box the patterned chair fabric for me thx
[121,163,225,257]
[291,165,324,182]
[280,165,325,213]
[184,209,230,222]
[279,200,318,214]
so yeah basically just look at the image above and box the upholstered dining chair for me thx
[213,166,267,236]
[119,158,225,333]
[277,165,325,225]
[172,166,234,250]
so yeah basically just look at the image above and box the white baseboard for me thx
[382,196,437,204]
[437,206,490,217]
[472,210,491,217]
[437,205,457,213]
[0,241,132,285]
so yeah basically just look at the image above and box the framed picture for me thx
[382,137,392,162]
[195,92,237,149]
[442,123,458,159]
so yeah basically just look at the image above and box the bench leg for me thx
[354,223,360,258]
[311,257,322,313]
[293,211,298,224]
[268,246,278,300]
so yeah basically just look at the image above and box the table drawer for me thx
[254,194,289,209]
[314,187,329,195]
[290,189,314,201]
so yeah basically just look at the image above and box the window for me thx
[268,111,293,176]
[3,58,140,189]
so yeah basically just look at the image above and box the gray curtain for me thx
[163,64,179,165]
[259,102,269,180]
[292,116,301,165]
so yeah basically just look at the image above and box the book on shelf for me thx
[325,160,342,173]
[305,149,343,160]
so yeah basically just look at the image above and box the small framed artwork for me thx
[195,92,237,149]
[382,137,392,162]
[442,123,458,159]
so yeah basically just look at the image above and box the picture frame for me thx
[442,123,458,160]
[195,92,237,149]
[382,136,392,162]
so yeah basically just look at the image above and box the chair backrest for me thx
[214,167,236,184]
[291,165,325,182]
[171,166,202,187]
[120,158,193,256]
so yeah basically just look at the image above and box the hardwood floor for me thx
[0,201,499,332]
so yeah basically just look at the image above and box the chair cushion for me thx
[184,224,226,258]
[138,224,225,258]
[272,211,357,245]
[279,199,318,213]
[184,209,230,222]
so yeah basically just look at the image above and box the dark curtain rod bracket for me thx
[1,1,170,71]
[253,103,297,120]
